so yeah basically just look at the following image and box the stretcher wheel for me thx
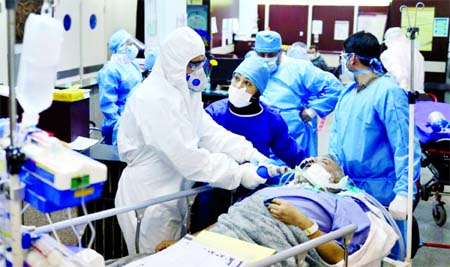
[432,203,447,227]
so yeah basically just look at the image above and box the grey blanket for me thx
[211,194,328,267]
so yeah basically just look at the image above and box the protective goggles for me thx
[187,58,207,71]
[127,36,145,50]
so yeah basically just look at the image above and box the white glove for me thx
[247,150,268,165]
[237,163,267,190]
[267,165,291,177]
[300,108,317,123]
[388,195,408,220]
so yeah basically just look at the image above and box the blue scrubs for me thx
[255,187,371,254]
[261,57,343,158]
[98,61,142,145]
[206,99,304,168]
[329,76,421,206]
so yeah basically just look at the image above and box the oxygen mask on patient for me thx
[295,163,348,192]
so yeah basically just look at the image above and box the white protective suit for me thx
[115,27,266,254]
[380,27,425,93]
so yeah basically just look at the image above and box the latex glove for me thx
[267,165,291,177]
[389,195,408,220]
[248,149,268,165]
[300,108,317,123]
[237,163,267,190]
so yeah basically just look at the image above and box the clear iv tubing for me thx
[81,198,95,249]
[67,209,84,252]
[45,213,61,244]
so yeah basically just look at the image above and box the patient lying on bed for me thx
[157,156,398,267]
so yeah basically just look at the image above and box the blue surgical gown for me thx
[98,61,142,145]
[261,57,343,158]
[329,76,421,206]
[205,99,304,168]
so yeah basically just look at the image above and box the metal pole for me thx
[33,185,213,234]
[5,1,24,266]
[247,224,357,267]
[400,2,424,264]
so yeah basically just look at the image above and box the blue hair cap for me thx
[255,31,282,53]
[234,56,269,93]
[109,29,131,53]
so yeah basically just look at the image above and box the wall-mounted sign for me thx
[433,17,449,37]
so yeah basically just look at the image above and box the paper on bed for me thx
[123,235,245,267]
[194,230,276,263]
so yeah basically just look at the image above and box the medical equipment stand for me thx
[5,0,26,266]
[400,2,424,265]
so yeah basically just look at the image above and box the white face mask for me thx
[228,85,252,108]
[187,68,208,93]
[300,163,348,191]
[301,163,332,188]
[261,56,279,73]
[127,45,139,60]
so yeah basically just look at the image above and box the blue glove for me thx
[257,165,294,186]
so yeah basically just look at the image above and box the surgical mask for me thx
[127,45,139,60]
[186,68,208,92]
[261,57,278,73]
[228,85,253,108]
[301,163,332,188]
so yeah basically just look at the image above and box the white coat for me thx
[115,27,263,254]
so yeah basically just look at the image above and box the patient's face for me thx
[301,156,342,183]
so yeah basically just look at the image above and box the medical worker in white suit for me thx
[115,27,268,254]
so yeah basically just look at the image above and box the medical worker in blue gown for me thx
[191,56,304,232]
[254,31,344,158]
[328,31,421,220]
[206,56,304,168]
[98,29,143,145]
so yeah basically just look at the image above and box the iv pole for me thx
[400,2,424,264]
[5,0,26,266]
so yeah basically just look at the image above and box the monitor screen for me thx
[209,58,243,90]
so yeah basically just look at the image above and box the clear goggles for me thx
[187,58,207,71]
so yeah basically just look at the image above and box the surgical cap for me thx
[384,27,407,47]
[287,45,309,60]
[109,29,131,53]
[234,56,269,93]
[144,49,159,71]
[255,31,282,53]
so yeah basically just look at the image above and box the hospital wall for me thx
[211,1,449,84]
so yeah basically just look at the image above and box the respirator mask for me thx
[187,68,208,93]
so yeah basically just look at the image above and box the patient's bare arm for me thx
[268,198,344,264]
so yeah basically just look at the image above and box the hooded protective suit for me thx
[115,27,266,254]
[380,27,425,93]
[98,30,142,145]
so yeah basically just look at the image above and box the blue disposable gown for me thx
[98,61,142,145]
[206,99,304,168]
[261,57,343,157]
[329,76,421,206]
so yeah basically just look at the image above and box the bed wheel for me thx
[432,202,447,227]
[420,185,429,201]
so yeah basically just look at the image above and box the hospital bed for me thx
[31,183,410,267]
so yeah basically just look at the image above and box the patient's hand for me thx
[155,240,177,252]
[268,198,311,229]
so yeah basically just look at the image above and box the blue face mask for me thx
[127,45,139,60]
[261,57,278,73]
